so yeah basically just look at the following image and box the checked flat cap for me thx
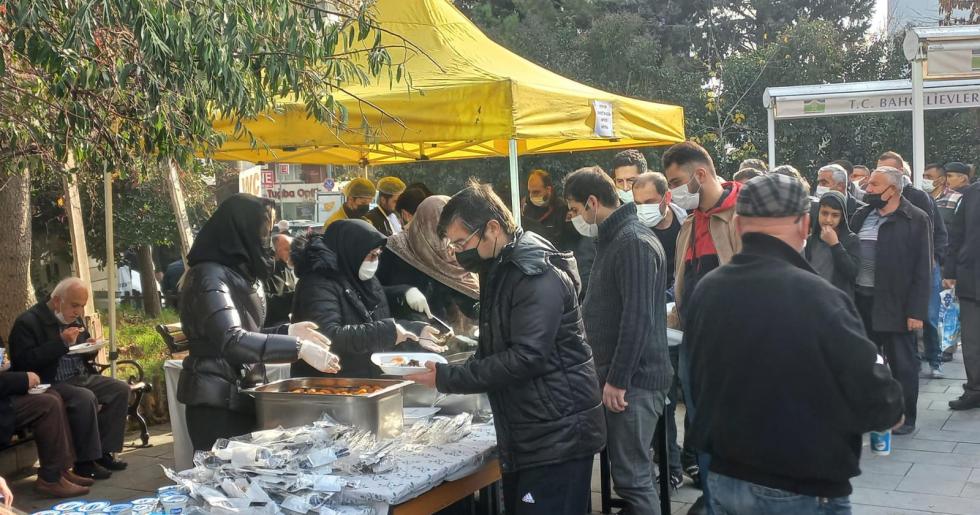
[736,173,810,218]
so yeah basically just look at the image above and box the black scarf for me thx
[187,194,275,282]
[295,219,387,310]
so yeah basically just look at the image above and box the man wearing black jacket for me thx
[8,278,132,479]
[686,174,904,515]
[945,181,980,410]
[566,167,673,514]
[850,167,933,435]
[408,180,605,515]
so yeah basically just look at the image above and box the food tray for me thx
[244,377,412,438]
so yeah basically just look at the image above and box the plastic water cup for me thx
[53,500,87,511]
[870,430,891,456]
[160,494,189,515]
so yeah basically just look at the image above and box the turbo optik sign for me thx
[775,87,980,119]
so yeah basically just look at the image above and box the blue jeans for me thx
[679,342,714,514]
[923,261,943,369]
[708,473,851,515]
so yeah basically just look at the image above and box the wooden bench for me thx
[155,323,189,357]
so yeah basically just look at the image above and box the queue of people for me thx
[6,145,971,513]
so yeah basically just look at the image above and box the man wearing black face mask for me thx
[850,167,932,436]
[406,179,605,515]
[323,178,376,230]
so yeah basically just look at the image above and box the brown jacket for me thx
[672,205,741,319]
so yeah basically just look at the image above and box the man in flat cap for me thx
[323,177,377,230]
[365,176,407,236]
[684,174,904,515]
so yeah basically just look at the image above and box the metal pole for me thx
[767,106,776,170]
[508,139,521,226]
[104,171,117,378]
[911,58,926,188]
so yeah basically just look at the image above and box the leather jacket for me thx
[176,262,299,413]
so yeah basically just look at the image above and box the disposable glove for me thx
[288,321,331,349]
[404,288,432,317]
[418,325,448,353]
[395,323,419,345]
[299,340,341,373]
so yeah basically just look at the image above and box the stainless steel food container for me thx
[398,352,492,420]
[243,377,411,438]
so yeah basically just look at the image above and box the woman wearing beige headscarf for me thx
[377,196,480,334]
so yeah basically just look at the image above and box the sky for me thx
[873,0,889,34]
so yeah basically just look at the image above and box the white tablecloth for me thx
[164,359,291,471]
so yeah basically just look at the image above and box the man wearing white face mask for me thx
[815,163,865,219]
[520,169,573,248]
[565,166,673,515]
[662,141,742,514]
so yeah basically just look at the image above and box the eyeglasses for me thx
[447,226,482,252]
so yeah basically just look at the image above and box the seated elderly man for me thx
[8,277,131,480]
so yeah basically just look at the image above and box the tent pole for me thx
[104,171,117,378]
[767,106,776,170]
[508,139,521,226]
[911,58,926,188]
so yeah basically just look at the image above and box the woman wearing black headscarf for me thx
[177,194,338,451]
[291,219,445,378]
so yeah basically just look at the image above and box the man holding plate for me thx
[8,277,131,480]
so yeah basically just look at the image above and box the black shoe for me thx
[893,423,916,436]
[97,453,128,471]
[74,461,112,480]
[684,464,702,489]
[687,496,708,515]
[670,470,684,490]
[950,392,980,410]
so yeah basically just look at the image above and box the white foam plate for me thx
[371,352,447,375]
[69,339,107,355]
[28,384,50,395]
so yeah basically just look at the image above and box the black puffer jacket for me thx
[435,230,606,473]
[290,236,424,379]
[176,262,300,413]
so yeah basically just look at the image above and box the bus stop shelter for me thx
[763,25,980,187]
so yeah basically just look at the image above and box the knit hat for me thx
[737,174,810,218]
[377,176,407,196]
[345,178,377,199]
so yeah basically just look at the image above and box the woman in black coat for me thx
[377,196,480,335]
[177,194,337,451]
[291,220,443,378]
[805,191,861,299]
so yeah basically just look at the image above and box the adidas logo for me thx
[522,493,535,504]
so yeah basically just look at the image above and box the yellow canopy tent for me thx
[208,0,685,220]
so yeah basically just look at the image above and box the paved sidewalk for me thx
[7,425,175,513]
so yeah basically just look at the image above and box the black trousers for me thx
[52,374,130,462]
[502,456,593,515]
[856,294,919,426]
[186,405,256,451]
[960,298,980,392]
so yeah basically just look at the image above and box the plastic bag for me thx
[939,288,961,352]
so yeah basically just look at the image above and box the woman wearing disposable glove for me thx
[378,195,480,334]
[177,194,339,451]
[291,219,446,378]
